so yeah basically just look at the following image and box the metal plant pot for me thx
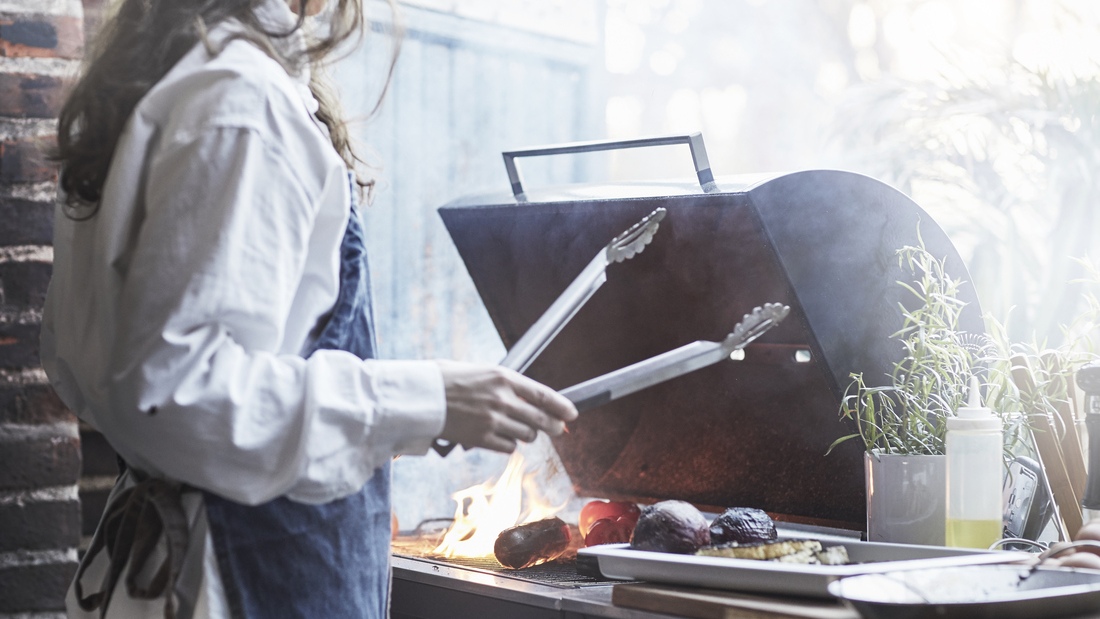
[866,451,946,546]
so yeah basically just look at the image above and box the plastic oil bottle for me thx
[946,376,1003,548]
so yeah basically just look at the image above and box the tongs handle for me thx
[503,133,718,201]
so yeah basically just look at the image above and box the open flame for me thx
[433,451,565,558]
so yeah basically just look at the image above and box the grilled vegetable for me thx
[579,500,640,537]
[698,539,823,560]
[584,516,634,546]
[709,507,777,545]
[494,517,572,569]
[696,539,850,565]
[813,545,850,565]
[630,500,711,554]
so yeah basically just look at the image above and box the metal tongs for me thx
[499,207,668,373]
[560,303,791,412]
[432,208,668,456]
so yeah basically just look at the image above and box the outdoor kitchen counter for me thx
[392,556,1100,619]
[392,555,681,619]
[392,554,861,619]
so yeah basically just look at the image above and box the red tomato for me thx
[579,500,641,537]
[584,516,634,546]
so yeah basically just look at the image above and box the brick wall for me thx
[0,0,84,616]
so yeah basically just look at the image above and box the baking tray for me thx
[828,564,1100,619]
[580,539,1029,599]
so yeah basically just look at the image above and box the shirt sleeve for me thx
[102,121,445,505]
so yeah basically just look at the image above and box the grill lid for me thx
[438,143,981,531]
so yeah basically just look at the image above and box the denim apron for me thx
[203,178,391,618]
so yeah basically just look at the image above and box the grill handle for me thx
[502,133,718,202]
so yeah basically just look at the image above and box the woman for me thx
[43,0,577,616]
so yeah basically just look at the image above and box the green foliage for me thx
[980,263,1100,462]
[832,238,975,456]
[832,244,1100,459]
[980,329,1075,463]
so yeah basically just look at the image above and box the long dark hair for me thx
[55,0,399,217]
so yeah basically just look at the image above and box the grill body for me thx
[439,169,982,530]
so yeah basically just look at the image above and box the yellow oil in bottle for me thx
[945,518,1002,549]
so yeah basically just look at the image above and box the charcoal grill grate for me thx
[395,553,620,588]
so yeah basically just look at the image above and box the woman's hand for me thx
[1044,520,1100,569]
[434,361,578,453]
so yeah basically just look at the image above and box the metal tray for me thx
[580,540,1029,599]
[828,564,1100,619]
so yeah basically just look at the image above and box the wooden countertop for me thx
[611,584,858,619]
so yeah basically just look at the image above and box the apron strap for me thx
[74,476,192,619]
[173,505,208,619]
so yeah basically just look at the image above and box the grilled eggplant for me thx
[494,517,572,569]
[630,500,711,554]
[709,507,777,545]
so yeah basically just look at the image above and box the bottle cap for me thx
[948,376,1001,431]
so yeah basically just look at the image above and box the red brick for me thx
[0,499,80,552]
[0,261,52,309]
[0,434,81,491]
[0,14,83,59]
[0,137,57,182]
[0,384,73,425]
[0,197,54,245]
[0,323,41,368]
[0,73,64,118]
[0,561,77,612]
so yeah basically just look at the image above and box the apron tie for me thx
[75,476,191,619]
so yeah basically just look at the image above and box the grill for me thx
[391,134,981,619]
[395,554,614,588]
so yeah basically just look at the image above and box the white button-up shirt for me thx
[44,0,446,506]
[43,2,445,615]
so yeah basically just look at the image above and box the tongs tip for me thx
[724,302,791,352]
[607,207,667,264]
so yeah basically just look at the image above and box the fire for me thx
[433,451,564,558]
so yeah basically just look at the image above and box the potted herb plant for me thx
[830,238,979,545]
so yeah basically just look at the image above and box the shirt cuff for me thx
[364,359,445,456]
